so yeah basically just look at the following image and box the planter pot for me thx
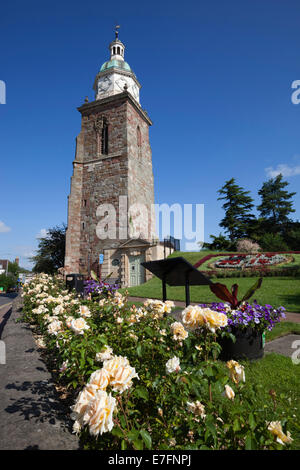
[218,327,264,361]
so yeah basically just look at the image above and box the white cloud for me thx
[0,221,11,233]
[36,228,48,239]
[265,164,300,178]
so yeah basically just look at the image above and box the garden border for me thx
[194,251,300,271]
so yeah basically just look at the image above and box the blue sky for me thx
[1,0,300,269]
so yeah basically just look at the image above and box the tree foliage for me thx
[217,178,255,242]
[205,175,298,251]
[257,174,296,230]
[203,234,236,251]
[31,224,66,274]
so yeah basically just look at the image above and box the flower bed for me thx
[194,251,300,270]
[20,274,294,450]
[214,253,289,270]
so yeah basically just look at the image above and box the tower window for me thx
[101,121,108,155]
[117,46,120,55]
[137,126,142,156]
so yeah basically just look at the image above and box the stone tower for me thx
[65,30,163,286]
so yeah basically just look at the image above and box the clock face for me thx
[115,77,128,92]
[98,76,112,93]
[131,84,139,100]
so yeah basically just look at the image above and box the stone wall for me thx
[65,91,155,279]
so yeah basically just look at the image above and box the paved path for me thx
[0,295,79,450]
[264,334,300,358]
[128,296,300,323]
[0,295,15,338]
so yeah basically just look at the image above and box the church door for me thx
[129,254,145,287]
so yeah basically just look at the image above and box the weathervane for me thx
[115,24,120,39]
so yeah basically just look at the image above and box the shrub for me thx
[236,239,261,253]
[259,233,289,252]
[0,273,16,291]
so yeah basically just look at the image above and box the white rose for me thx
[65,316,75,328]
[226,360,245,384]
[79,305,91,318]
[110,364,139,393]
[182,305,206,329]
[170,322,188,341]
[95,345,113,362]
[166,356,181,374]
[88,368,110,390]
[70,317,90,335]
[224,384,235,400]
[47,320,63,336]
[53,304,64,315]
[103,356,129,375]
[82,390,116,436]
[71,383,98,418]
[187,401,206,419]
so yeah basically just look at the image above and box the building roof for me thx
[100,59,133,73]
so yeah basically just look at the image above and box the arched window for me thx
[137,126,141,147]
[117,46,120,55]
[101,120,108,155]
[137,126,142,157]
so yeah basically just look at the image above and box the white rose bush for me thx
[20,274,295,450]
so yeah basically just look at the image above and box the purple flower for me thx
[199,301,284,332]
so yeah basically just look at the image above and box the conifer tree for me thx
[218,178,255,242]
[257,174,296,231]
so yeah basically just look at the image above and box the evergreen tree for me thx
[218,178,255,242]
[31,224,66,274]
[257,174,296,231]
[202,233,236,251]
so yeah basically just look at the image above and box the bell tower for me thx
[64,29,157,282]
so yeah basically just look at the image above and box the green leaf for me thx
[233,418,240,432]
[121,439,127,450]
[119,415,127,429]
[90,270,99,282]
[133,439,144,450]
[136,344,142,358]
[127,428,140,441]
[245,434,257,450]
[140,429,152,450]
[112,426,124,438]
[134,386,149,401]
[249,413,256,431]
[145,326,154,336]
[204,367,214,377]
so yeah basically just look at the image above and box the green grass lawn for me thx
[265,322,300,342]
[242,353,300,449]
[123,251,300,313]
[124,275,300,312]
